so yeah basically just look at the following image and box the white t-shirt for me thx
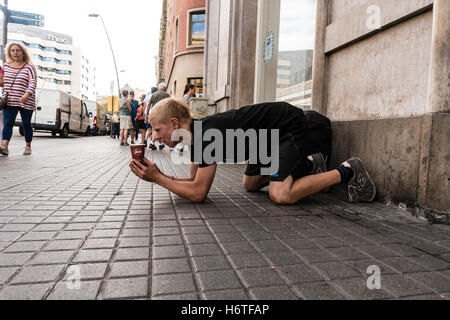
[144,93,153,117]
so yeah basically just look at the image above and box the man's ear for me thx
[170,118,180,129]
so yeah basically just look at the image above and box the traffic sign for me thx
[8,10,45,27]
[10,17,45,27]
[9,10,44,22]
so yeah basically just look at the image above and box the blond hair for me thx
[6,43,32,65]
[149,98,193,124]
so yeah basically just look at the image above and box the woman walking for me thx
[0,43,37,156]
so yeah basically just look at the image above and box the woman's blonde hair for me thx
[149,98,194,124]
[6,43,32,65]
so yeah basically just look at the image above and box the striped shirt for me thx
[3,63,37,111]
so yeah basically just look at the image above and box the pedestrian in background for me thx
[149,83,170,150]
[129,91,139,144]
[0,43,37,156]
[144,87,157,149]
[183,84,196,105]
[119,90,132,146]
[136,94,147,145]
[112,111,120,139]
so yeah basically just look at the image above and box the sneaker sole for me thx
[343,157,376,203]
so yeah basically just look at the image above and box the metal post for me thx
[2,0,9,63]
[97,15,121,100]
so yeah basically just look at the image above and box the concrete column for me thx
[427,0,450,113]
[311,0,329,115]
[253,0,280,104]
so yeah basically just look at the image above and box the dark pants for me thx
[2,107,34,143]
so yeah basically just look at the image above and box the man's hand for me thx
[130,158,161,182]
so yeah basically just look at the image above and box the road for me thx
[0,130,450,300]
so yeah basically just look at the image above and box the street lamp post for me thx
[88,13,122,101]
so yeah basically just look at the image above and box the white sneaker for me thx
[23,147,32,156]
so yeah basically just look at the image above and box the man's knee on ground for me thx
[269,189,294,205]
[243,176,263,192]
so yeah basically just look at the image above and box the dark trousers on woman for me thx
[2,107,34,143]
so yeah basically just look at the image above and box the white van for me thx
[16,89,91,138]
[84,100,108,136]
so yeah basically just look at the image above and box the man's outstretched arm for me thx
[130,159,217,203]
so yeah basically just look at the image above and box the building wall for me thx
[204,0,258,112]
[312,0,450,212]
[161,0,205,98]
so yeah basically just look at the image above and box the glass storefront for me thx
[276,0,316,110]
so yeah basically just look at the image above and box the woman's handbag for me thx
[0,64,27,111]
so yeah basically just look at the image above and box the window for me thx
[188,11,205,46]
[188,77,203,95]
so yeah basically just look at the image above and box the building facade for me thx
[157,0,206,98]
[6,23,96,100]
[203,0,449,214]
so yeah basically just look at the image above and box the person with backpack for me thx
[119,90,132,146]
[130,99,376,205]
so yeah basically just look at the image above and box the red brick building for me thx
[157,0,206,98]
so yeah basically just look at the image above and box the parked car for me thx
[16,88,91,138]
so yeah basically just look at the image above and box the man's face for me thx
[129,93,135,101]
[150,118,178,148]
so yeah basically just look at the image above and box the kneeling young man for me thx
[130,99,376,205]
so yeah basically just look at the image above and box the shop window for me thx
[188,77,203,96]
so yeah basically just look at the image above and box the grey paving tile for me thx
[184,234,216,245]
[381,274,433,298]
[20,231,58,241]
[0,283,52,300]
[408,255,450,271]
[278,264,326,284]
[242,230,276,241]
[294,282,347,300]
[0,267,18,285]
[153,293,200,300]
[118,237,150,248]
[153,246,187,259]
[196,270,242,291]
[312,261,361,280]
[83,238,117,249]
[228,253,269,269]
[201,289,248,300]
[44,239,84,251]
[152,273,196,296]
[153,258,191,275]
[295,249,339,263]
[11,264,65,284]
[192,255,231,272]
[334,277,394,300]
[187,243,223,257]
[72,249,113,263]
[220,242,258,255]
[238,267,285,288]
[4,241,46,253]
[153,227,181,236]
[109,261,149,278]
[115,247,149,261]
[29,251,75,265]
[153,235,184,246]
[250,286,299,300]
[100,277,148,299]
[0,253,34,267]
[408,272,450,293]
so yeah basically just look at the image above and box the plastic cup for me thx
[130,144,146,163]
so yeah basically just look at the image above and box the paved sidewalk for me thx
[0,133,449,300]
